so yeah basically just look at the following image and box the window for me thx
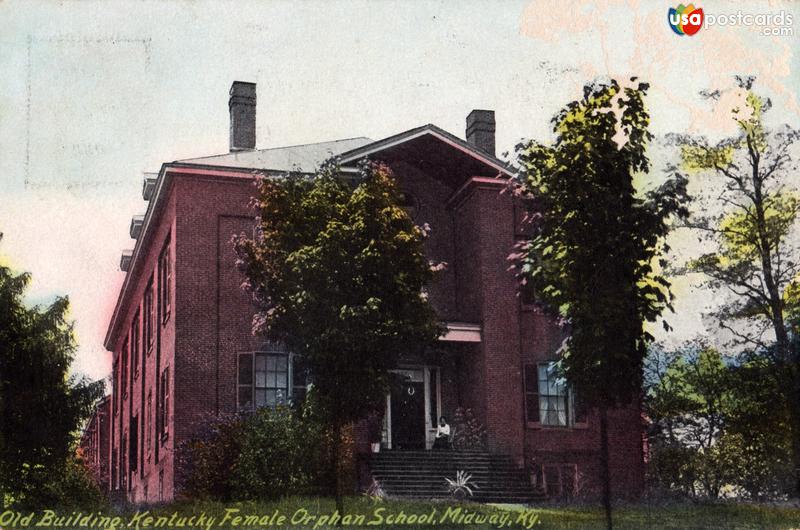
[144,278,154,352]
[111,448,118,490]
[158,470,164,502]
[542,464,578,497]
[129,415,138,473]
[159,242,171,323]
[538,363,568,426]
[146,390,153,455]
[121,434,127,490]
[524,362,586,427]
[121,339,129,399]
[113,360,119,415]
[520,278,536,306]
[237,344,309,411]
[255,353,288,407]
[131,312,140,380]
[157,367,169,441]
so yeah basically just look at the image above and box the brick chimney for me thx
[229,81,256,151]
[465,109,495,156]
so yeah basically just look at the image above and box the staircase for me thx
[368,450,542,503]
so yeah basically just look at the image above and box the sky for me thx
[1,0,799,382]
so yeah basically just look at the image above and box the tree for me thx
[513,79,688,529]
[0,233,105,508]
[645,345,793,500]
[645,346,737,498]
[234,160,441,512]
[676,76,800,496]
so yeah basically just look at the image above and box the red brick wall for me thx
[108,181,177,503]
[106,162,646,502]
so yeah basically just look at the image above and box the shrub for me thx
[230,404,327,499]
[177,413,245,501]
[12,454,105,510]
[451,408,486,451]
[178,396,343,501]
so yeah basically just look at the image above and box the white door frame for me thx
[383,365,440,450]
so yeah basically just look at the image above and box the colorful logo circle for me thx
[668,4,704,36]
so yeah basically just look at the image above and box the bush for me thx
[451,408,486,451]
[178,398,341,501]
[177,413,245,501]
[231,404,327,499]
[11,454,105,510]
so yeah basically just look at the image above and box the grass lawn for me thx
[114,497,800,529]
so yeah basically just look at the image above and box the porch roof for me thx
[440,322,481,342]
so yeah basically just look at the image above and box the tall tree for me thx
[234,160,441,512]
[0,233,104,508]
[513,79,688,529]
[677,76,800,496]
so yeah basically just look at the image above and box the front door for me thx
[390,372,426,449]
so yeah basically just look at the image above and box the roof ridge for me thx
[178,136,372,162]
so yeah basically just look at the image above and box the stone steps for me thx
[368,450,542,504]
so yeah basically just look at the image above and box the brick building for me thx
[100,81,645,504]
[79,396,111,491]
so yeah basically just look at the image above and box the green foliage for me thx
[234,160,442,426]
[674,78,800,496]
[513,79,689,408]
[179,399,332,501]
[232,403,329,499]
[444,470,477,499]
[177,413,246,501]
[233,159,442,508]
[677,79,799,354]
[645,345,794,500]
[450,408,486,451]
[14,453,107,510]
[0,233,105,508]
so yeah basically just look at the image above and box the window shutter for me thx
[573,391,588,424]
[163,368,169,435]
[238,353,253,411]
[129,416,138,472]
[524,364,540,423]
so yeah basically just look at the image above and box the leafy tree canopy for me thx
[676,77,800,356]
[234,160,442,424]
[672,77,800,496]
[513,79,689,407]
[0,233,104,508]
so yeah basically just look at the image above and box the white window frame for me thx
[237,343,307,411]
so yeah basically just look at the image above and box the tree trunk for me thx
[788,362,800,497]
[599,406,613,530]
[332,421,344,520]
[750,150,799,498]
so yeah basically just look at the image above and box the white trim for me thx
[424,367,431,449]
[339,128,514,177]
[440,322,482,342]
[384,393,392,450]
[385,365,442,450]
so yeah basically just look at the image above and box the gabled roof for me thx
[178,137,373,173]
[338,124,515,178]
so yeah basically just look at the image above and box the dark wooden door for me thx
[391,380,425,449]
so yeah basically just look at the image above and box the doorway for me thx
[384,366,441,450]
